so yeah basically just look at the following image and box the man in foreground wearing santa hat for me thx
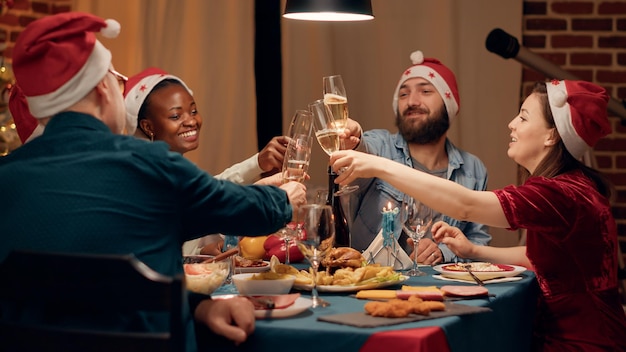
[341,50,491,264]
[331,79,626,350]
[0,11,306,351]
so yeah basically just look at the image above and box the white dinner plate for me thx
[234,261,271,274]
[293,275,409,293]
[432,263,527,281]
[254,297,312,319]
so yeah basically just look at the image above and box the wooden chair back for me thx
[0,250,186,352]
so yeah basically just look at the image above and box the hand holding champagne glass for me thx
[296,204,334,308]
[309,99,359,196]
[279,110,313,262]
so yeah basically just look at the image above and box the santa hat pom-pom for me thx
[552,90,568,108]
[101,19,121,38]
[410,51,424,65]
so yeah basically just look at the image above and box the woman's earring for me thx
[149,132,154,142]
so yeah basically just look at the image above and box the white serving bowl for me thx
[232,273,296,295]
[183,255,230,295]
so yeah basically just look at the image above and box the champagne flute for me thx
[309,99,359,196]
[400,196,433,277]
[278,110,313,263]
[281,135,311,184]
[296,204,335,308]
[287,110,314,138]
[282,109,313,184]
[309,99,340,156]
[322,75,349,130]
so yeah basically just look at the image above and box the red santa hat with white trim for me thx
[123,67,193,132]
[9,84,44,144]
[392,50,460,122]
[12,12,120,119]
[546,79,611,160]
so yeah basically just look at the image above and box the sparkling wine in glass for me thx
[309,99,340,156]
[296,204,335,308]
[401,196,433,277]
[283,110,313,183]
[278,110,313,262]
[309,99,358,197]
[281,136,311,184]
[323,75,349,130]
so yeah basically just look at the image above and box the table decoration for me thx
[381,203,399,266]
[363,203,412,270]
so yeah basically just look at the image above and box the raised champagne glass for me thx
[282,110,313,184]
[279,135,310,263]
[278,110,313,263]
[309,99,358,196]
[323,75,349,130]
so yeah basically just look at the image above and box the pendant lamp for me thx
[283,0,374,21]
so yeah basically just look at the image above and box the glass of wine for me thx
[309,99,359,196]
[278,110,313,263]
[296,204,335,308]
[281,135,311,184]
[400,196,433,277]
[287,110,314,138]
[322,75,349,131]
[283,109,313,184]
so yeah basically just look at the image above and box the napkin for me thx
[432,275,523,284]
[317,302,491,328]
[363,229,413,270]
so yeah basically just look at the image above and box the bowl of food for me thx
[232,272,296,295]
[183,255,230,295]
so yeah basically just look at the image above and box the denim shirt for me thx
[348,129,492,262]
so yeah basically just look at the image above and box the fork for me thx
[461,264,485,286]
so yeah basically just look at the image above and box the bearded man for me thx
[344,50,491,264]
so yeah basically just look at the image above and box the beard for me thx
[396,105,450,144]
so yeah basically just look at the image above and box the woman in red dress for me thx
[330,80,626,351]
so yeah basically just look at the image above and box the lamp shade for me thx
[283,0,374,21]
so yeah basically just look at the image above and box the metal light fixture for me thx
[283,0,374,22]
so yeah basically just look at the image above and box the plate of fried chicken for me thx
[292,247,408,292]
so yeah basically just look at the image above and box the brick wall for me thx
[0,0,71,153]
[523,0,626,268]
[0,0,72,61]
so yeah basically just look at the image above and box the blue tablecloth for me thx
[199,266,538,352]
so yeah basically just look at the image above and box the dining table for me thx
[198,264,538,352]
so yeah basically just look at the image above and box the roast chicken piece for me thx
[322,247,365,269]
